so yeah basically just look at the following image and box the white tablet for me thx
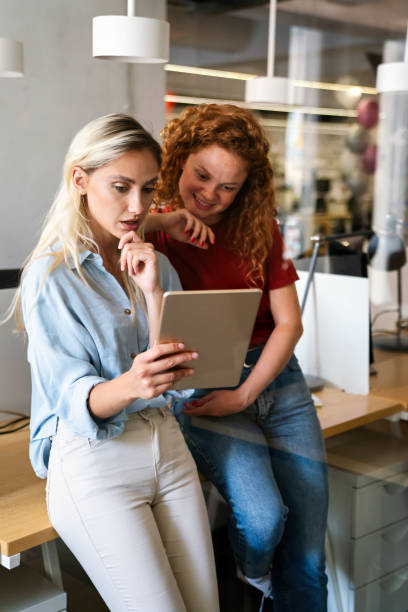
[158,289,262,390]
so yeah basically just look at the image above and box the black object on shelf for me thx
[368,219,408,353]
[0,269,21,290]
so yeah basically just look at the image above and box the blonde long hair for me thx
[10,113,161,329]
[155,104,276,285]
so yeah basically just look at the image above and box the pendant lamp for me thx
[93,0,169,63]
[245,0,293,104]
[0,37,23,77]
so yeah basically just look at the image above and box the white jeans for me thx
[46,407,219,612]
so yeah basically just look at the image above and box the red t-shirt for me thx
[147,220,298,347]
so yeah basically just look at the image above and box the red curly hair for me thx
[155,104,276,286]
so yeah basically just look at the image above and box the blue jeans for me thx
[174,350,328,612]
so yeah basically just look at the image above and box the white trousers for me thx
[46,407,220,612]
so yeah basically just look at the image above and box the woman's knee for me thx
[232,498,288,552]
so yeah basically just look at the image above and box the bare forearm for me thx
[88,336,196,420]
[88,373,135,420]
[145,288,164,346]
[144,214,165,233]
[239,322,303,406]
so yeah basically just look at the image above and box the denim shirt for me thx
[22,247,192,478]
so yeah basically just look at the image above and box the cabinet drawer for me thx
[352,565,408,612]
[353,472,408,537]
[352,517,408,587]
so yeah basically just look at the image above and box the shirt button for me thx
[124,308,131,315]
[130,352,137,359]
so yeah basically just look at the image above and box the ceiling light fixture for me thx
[0,37,23,77]
[165,64,377,95]
[165,64,255,80]
[93,0,169,63]
[245,0,293,104]
[164,93,357,119]
[376,25,408,94]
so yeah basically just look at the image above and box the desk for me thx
[0,374,405,571]
[0,425,57,564]
[313,348,407,438]
[0,421,66,612]
[370,349,408,410]
[316,387,404,438]
[0,424,58,569]
[320,350,408,612]
[0,354,405,611]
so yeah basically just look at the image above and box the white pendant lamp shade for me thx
[245,0,292,104]
[246,75,293,105]
[0,37,23,77]
[376,26,408,94]
[93,14,169,63]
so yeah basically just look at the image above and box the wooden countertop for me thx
[369,349,408,409]
[315,387,403,438]
[0,424,57,557]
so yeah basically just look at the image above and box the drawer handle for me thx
[380,569,408,593]
[381,524,408,544]
[383,482,408,495]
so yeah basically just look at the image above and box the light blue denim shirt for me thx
[22,247,192,478]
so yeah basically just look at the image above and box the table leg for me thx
[0,552,20,569]
[326,531,344,612]
[41,540,63,590]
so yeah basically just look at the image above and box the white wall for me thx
[0,0,166,416]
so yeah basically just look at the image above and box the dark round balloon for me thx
[362,144,377,174]
[346,169,367,196]
[357,98,379,129]
[346,123,369,154]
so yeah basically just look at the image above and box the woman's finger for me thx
[144,342,186,361]
[182,402,214,416]
[118,230,142,250]
[183,212,195,236]
[152,368,195,387]
[183,393,212,411]
[134,343,198,371]
[148,350,198,375]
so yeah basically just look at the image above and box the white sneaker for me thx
[236,566,273,598]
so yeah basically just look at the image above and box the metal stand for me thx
[373,268,408,352]
[301,235,325,392]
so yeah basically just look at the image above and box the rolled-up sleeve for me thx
[23,270,106,440]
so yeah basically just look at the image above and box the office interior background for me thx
[1,1,408,611]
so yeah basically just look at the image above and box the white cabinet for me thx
[326,425,408,612]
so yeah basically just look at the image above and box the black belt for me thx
[243,344,265,368]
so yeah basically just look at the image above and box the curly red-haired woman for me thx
[146,104,328,612]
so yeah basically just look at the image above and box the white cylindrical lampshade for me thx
[369,90,408,271]
[0,37,23,77]
[245,76,293,105]
[376,62,408,93]
[92,16,169,63]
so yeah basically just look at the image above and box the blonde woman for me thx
[12,114,219,612]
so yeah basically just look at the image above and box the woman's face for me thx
[73,149,158,249]
[178,144,248,225]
